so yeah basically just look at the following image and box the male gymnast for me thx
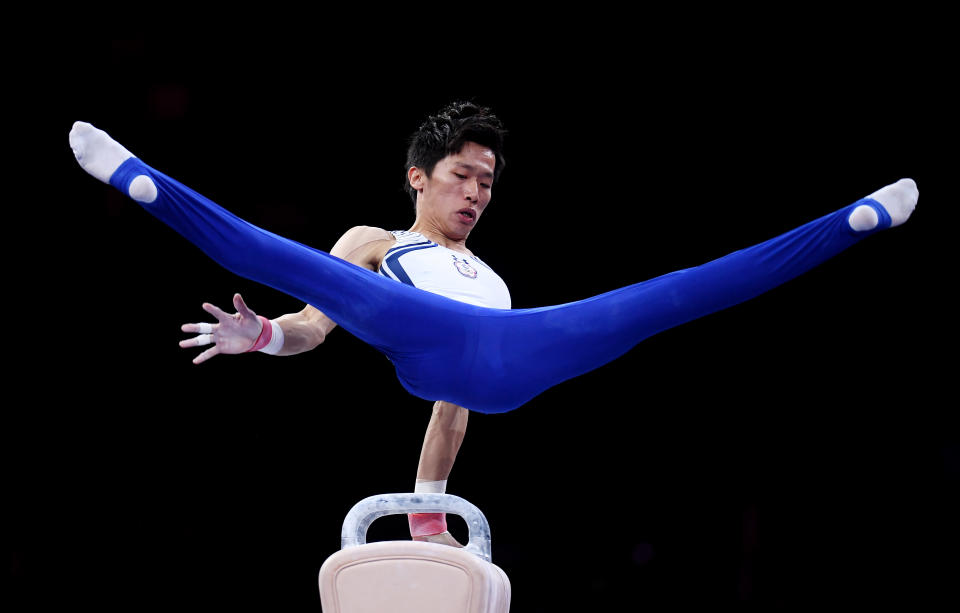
[69,102,918,548]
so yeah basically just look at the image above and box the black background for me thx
[8,22,957,612]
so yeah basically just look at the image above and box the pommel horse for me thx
[319,493,511,612]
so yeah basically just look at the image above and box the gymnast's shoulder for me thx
[330,225,397,267]
[337,225,395,243]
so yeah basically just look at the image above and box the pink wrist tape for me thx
[246,316,273,352]
[408,513,447,537]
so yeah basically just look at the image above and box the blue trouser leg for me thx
[110,158,891,414]
[459,201,891,412]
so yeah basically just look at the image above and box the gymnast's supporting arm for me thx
[409,401,470,548]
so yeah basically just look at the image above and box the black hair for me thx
[404,101,507,203]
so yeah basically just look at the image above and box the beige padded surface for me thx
[319,541,510,612]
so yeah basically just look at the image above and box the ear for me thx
[407,166,426,192]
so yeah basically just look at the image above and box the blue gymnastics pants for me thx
[109,158,891,414]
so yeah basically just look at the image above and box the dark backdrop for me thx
[9,28,956,611]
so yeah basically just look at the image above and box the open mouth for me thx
[457,209,476,223]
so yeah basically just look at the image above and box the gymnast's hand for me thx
[179,293,263,364]
[413,531,465,548]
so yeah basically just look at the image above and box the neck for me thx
[408,220,471,253]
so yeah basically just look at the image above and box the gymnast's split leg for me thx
[70,121,918,414]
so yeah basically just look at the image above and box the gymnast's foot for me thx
[848,178,918,231]
[69,121,158,203]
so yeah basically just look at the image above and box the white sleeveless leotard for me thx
[379,231,511,309]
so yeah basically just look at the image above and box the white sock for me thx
[70,122,157,203]
[867,178,918,227]
[848,178,919,231]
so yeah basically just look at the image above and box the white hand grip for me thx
[340,493,493,563]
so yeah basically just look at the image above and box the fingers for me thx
[192,344,221,365]
[234,293,257,319]
[202,301,231,321]
[179,334,214,348]
[179,295,255,364]
[180,321,215,334]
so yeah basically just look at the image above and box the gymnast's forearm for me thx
[268,229,393,355]
[409,401,469,545]
[416,402,469,482]
[271,305,338,356]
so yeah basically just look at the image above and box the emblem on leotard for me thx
[452,255,478,279]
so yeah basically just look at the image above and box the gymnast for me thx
[69,101,918,545]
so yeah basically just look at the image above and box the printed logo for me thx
[452,255,478,279]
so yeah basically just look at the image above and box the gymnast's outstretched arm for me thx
[178,225,395,362]
[169,197,470,547]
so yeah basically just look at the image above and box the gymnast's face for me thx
[409,141,496,241]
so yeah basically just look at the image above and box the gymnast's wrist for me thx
[246,316,284,354]
[409,513,448,537]
[408,479,448,537]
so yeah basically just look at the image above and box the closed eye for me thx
[453,171,491,190]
